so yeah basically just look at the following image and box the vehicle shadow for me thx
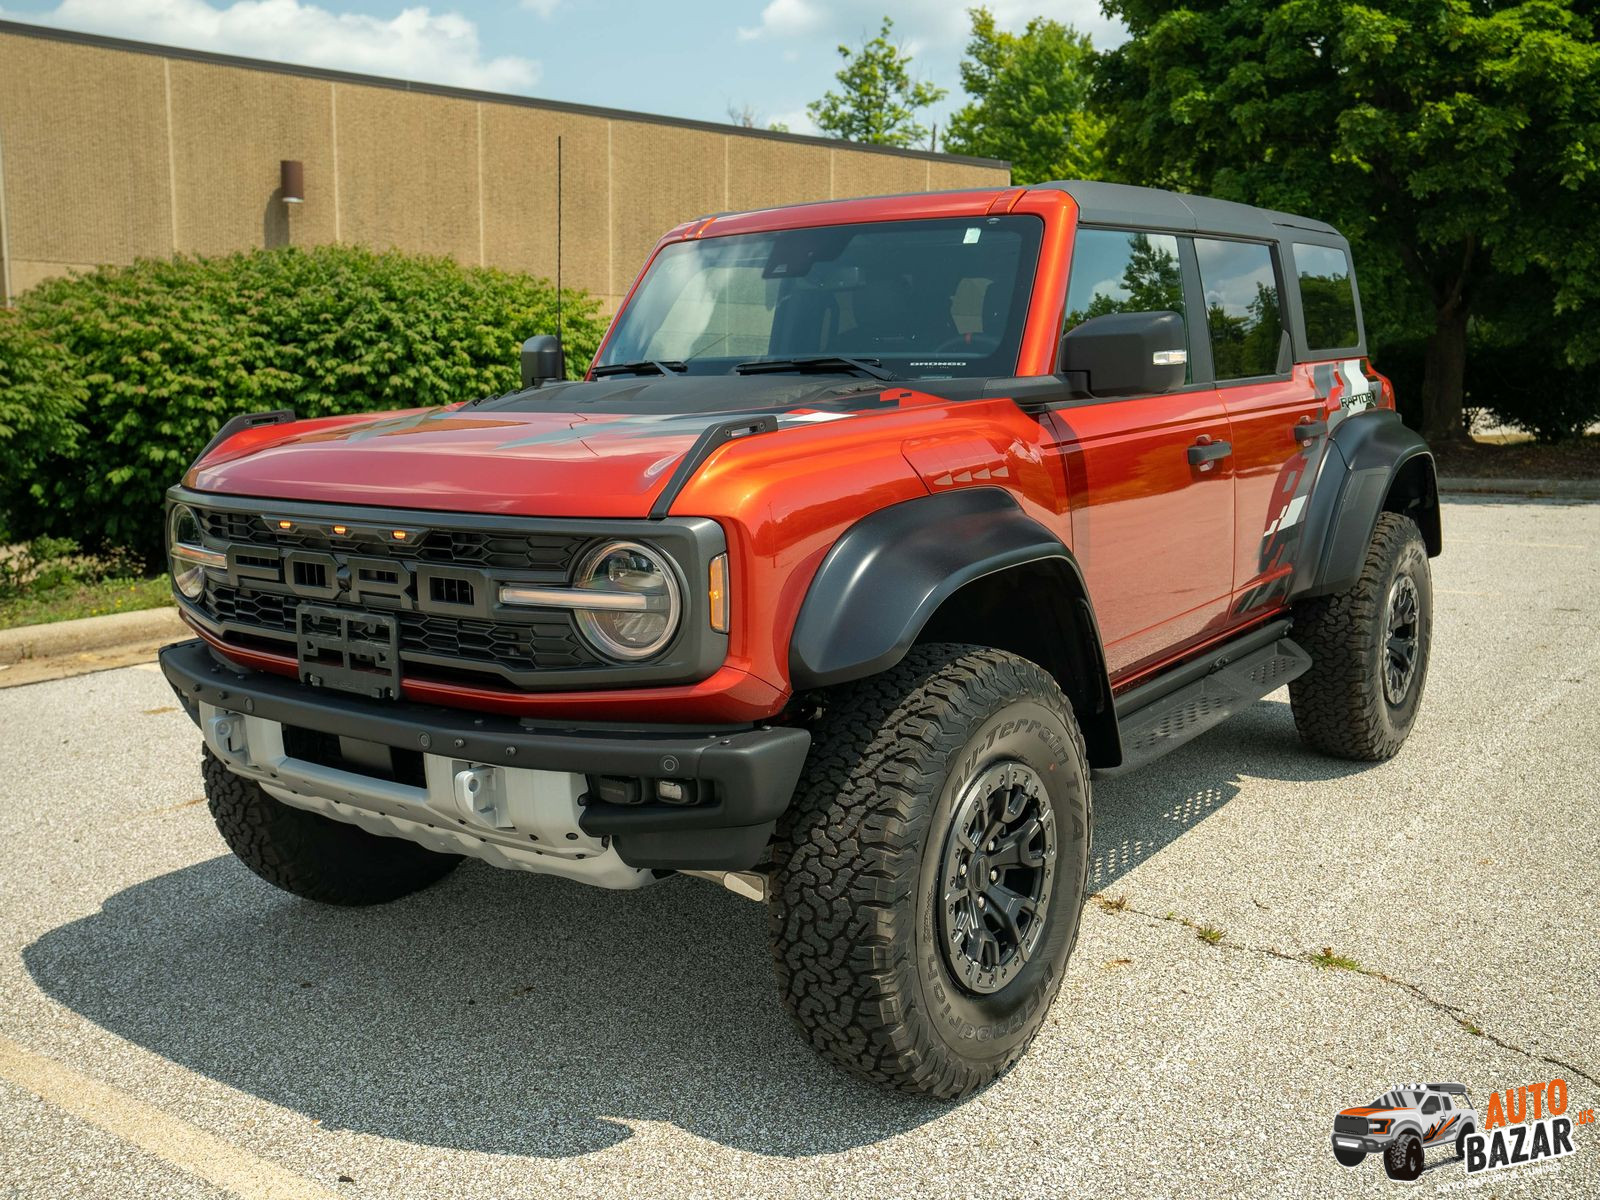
[22,695,1376,1160]
[1090,697,1380,890]
[23,857,941,1158]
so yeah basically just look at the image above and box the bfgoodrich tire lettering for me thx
[203,748,460,905]
[768,645,1091,1099]
[1290,513,1432,760]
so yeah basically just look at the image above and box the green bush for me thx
[1,246,605,562]
[0,310,87,542]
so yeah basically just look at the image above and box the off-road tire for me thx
[203,748,459,905]
[1331,1139,1366,1168]
[1290,512,1431,760]
[1384,1132,1424,1182]
[768,645,1091,1099]
[1455,1124,1475,1160]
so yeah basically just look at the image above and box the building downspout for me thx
[0,127,13,306]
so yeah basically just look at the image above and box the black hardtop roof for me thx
[1030,180,1341,240]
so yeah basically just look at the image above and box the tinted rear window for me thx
[1195,239,1283,380]
[1293,243,1359,351]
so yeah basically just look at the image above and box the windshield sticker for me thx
[963,227,981,244]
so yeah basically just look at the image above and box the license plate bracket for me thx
[295,605,401,700]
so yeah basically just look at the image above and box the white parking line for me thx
[0,1035,342,1200]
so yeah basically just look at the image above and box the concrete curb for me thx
[1438,475,1600,500]
[0,606,186,665]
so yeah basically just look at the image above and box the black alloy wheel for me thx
[938,760,1057,995]
[1383,573,1422,706]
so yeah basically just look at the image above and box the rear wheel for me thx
[768,645,1091,1099]
[1290,512,1432,760]
[203,748,460,905]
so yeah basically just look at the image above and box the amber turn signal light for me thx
[708,553,729,633]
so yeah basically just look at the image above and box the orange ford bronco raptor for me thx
[160,181,1440,1098]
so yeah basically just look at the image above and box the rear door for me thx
[1047,228,1235,679]
[1193,237,1331,622]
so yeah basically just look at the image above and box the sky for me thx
[0,0,1125,141]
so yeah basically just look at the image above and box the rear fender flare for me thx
[1291,408,1440,599]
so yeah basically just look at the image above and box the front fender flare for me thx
[787,489,1111,716]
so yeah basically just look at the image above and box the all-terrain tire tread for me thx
[1290,513,1428,761]
[768,644,1089,1100]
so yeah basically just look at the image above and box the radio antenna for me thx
[555,135,564,380]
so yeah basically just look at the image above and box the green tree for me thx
[944,7,1106,182]
[807,17,947,147]
[1097,0,1600,441]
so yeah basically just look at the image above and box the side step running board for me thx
[1098,634,1312,776]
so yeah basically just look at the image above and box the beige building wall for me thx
[0,22,1009,310]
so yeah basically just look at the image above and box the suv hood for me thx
[187,376,898,518]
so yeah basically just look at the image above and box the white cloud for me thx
[11,0,542,92]
[737,0,1124,53]
[737,0,823,42]
[518,0,559,16]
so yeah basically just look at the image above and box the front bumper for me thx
[159,638,811,872]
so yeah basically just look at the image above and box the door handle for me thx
[1187,438,1232,467]
[1294,418,1328,443]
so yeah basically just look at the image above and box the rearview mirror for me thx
[520,335,564,389]
[1058,311,1186,398]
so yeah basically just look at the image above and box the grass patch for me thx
[1309,946,1363,972]
[1194,924,1225,945]
[0,573,171,630]
[1093,893,1130,913]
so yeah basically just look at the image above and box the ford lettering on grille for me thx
[225,546,493,619]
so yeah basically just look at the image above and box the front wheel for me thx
[1290,512,1432,760]
[768,645,1091,1099]
[204,748,460,905]
[1384,1132,1425,1182]
[1331,1139,1366,1168]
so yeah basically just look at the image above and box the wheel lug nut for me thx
[989,869,998,882]
[959,863,967,876]
[977,896,986,910]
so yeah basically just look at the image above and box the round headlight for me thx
[168,503,207,600]
[572,541,681,660]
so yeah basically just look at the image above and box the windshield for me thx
[596,216,1043,379]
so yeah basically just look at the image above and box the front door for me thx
[1048,228,1235,680]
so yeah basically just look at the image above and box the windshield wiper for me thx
[591,359,688,379]
[733,355,896,381]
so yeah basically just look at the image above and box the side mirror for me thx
[520,334,564,389]
[1058,311,1187,398]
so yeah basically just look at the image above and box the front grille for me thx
[204,583,593,675]
[1334,1116,1370,1137]
[176,493,727,693]
[199,509,582,573]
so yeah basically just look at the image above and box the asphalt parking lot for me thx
[1,496,1596,1199]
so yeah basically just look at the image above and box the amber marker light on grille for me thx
[391,530,408,540]
[708,554,729,633]
[277,520,293,530]
[332,525,348,536]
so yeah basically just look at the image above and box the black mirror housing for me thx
[520,335,564,389]
[1058,311,1187,398]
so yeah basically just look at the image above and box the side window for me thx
[1422,1096,1441,1114]
[1065,229,1188,381]
[1194,238,1284,380]
[1293,242,1359,351]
